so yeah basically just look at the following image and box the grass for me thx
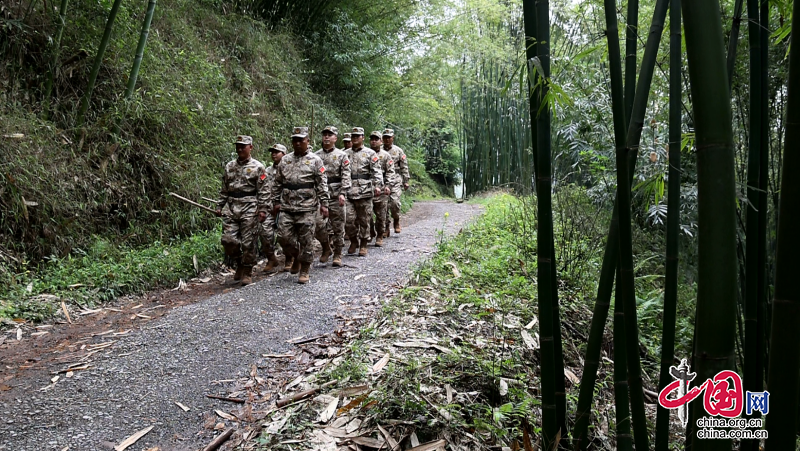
[0,230,221,321]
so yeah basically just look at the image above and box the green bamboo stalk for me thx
[113,0,157,139]
[572,0,668,446]
[654,0,681,447]
[43,0,70,119]
[613,269,633,451]
[624,0,639,124]
[76,0,124,129]
[682,0,740,448]
[741,0,762,448]
[571,0,627,444]
[764,0,800,445]
[726,0,744,90]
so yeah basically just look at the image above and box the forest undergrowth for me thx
[258,192,697,450]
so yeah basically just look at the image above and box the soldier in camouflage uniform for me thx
[259,143,287,273]
[216,135,270,285]
[314,126,351,267]
[342,133,352,150]
[368,131,395,247]
[345,127,382,257]
[271,127,330,284]
[382,129,410,234]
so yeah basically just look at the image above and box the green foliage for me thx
[0,231,220,321]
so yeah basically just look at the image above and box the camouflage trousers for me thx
[259,213,278,256]
[345,197,373,241]
[221,203,260,267]
[278,210,316,264]
[371,195,389,238]
[388,184,402,220]
[316,202,346,248]
[314,210,329,245]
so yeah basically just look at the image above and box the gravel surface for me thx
[0,200,482,451]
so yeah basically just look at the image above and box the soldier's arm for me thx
[217,168,230,210]
[316,159,330,206]
[399,148,410,184]
[371,154,383,188]
[385,157,396,186]
[340,154,352,192]
[256,166,269,213]
[271,165,284,206]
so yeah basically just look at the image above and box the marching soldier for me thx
[314,126,351,267]
[382,129,410,234]
[271,127,330,284]
[369,131,395,247]
[342,133,353,150]
[216,135,269,286]
[260,143,287,273]
[345,127,382,257]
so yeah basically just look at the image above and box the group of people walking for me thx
[215,126,410,285]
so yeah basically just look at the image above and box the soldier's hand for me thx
[215,209,223,217]
[403,183,409,191]
[258,211,267,223]
[321,205,329,218]
[383,187,390,195]
[338,194,346,207]
[271,204,281,216]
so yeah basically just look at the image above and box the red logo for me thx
[320,166,325,173]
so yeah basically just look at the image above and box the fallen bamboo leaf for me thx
[408,439,447,451]
[354,274,367,280]
[444,261,461,278]
[114,426,154,451]
[521,330,537,350]
[445,384,454,403]
[3,133,24,139]
[61,301,72,324]
[175,401,190,412]
[371,353,390,374]
[351,436,385,449]
[340,385,370,397]
[79,308,103,315]
[317,396,339,423]
[215,409,237,421]
[336,394,367,415]
[524,316,538,330]
[378,424,399,450]
[564,368,581,385]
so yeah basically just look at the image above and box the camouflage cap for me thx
[291,126,309,138]
[351,127,365,136]
[322,125,339,135]
[370,130,382,139]
[382,128,395,137]
[342,133,352,142]
[269,143,287,153]
[235,135,253,145]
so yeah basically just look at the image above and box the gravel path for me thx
[0,200,482,451]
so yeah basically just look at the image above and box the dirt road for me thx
[0,200,482,451]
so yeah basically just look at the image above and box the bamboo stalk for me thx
[654,0,681,447]
[76,0,124,129]
[764,0,800,445]
[624,0,639,124]
[682,0,740,448]
[613,270,633,451]
[726,0,744,90]
[43,0,70,119]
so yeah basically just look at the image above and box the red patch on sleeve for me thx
[388,160,394,165]
[260,173,267,181]
[343,159,350,165]
[320,166,325,173]
[372,156,379,162]
[401,154,406,160]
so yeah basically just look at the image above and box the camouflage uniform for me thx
[382,134,410,223]
[259,164,279,256]
[369,133,396,242]
[271,130,329,265]
[345,129,383,244]
[315,143,351,253]
[218,138,269,269]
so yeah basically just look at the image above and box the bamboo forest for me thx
[1,0,799,449]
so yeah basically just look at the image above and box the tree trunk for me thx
[682,0,740,449]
